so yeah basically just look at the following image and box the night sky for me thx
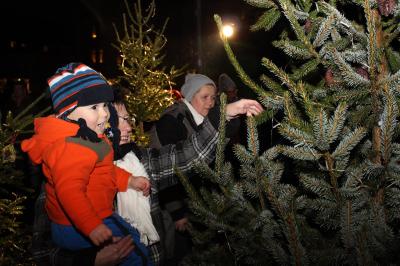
[0,0,269,94]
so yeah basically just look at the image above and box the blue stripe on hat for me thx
[53,82,106,109]
[52,76,107,107]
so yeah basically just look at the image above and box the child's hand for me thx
[129,176,150,196]
[225,99,264,120]
[89,224,113,246]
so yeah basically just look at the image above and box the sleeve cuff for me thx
[115,166,131,192]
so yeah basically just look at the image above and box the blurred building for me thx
[0,0,124,99]
[0,0,266,99]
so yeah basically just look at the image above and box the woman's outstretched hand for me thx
[225,99,264,120]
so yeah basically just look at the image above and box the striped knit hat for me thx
[48,63,114,116]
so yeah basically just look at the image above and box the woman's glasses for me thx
[118,115,135,126]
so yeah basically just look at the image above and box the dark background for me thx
[0,0,274,97]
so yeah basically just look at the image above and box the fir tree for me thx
[179,0,400,265]
[113,0,185,146]
[0,94,50,265]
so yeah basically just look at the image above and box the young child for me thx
[21,63,151,265]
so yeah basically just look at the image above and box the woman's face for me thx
[114,103,133,145]
[190,84,217,117]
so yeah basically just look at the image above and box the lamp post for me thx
[195,0,203,72]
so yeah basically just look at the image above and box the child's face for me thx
[114,103,133,145]
[67,102,110,135]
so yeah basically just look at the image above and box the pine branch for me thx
[250,8,282,32]
[300,174,335,200]
[378,68,400,90]
[363,0,378,81]
[319,1,367,43]
[340,200,356,254]
[245,0,276,8]
[278,0,318,58]
[247,117,267,209]
[312,108,329,150]
[380,87,398,165]
[176,168,207,210]
[262,178,307,265]
[273,40,314,60]
[385,24,400,46]
[261,57,299,96]
[290,58,320,80]
[332,87,369,103]
[327,102,348,145]
[313,14,336,47]
[259,74,286,95]
[341,48,368,65]
[385,48,400,73]
[332,127,367,158]
[332,49,371,88]
[279,145,322,160]
[246,117,259,156]
[279,123,315,146]
[283,92,304,129]
[234,144,256,165]
[216,94,227,175]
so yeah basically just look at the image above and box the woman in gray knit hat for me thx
[149,73,217,264]
[150,73,219,147]
[180,73,217,117]
[149,73,262,264]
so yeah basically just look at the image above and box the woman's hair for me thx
[106,85,130,158]
[112,85,129,105]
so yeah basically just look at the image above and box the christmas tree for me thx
[179,0,400,264]
[0,94,50,265]
[113,0,185,146]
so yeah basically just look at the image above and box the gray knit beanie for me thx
[181,73,216,102]
[218,73,237,93]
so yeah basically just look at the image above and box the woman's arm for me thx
[155,114,188,145]
[142,117,219,191]
[141,99,263,191]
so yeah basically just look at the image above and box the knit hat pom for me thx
[48,63,114,116]
[180,73,216,102]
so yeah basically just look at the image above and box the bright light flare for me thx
[222,24,234,38]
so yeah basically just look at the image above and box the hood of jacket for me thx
[21,116,80,164]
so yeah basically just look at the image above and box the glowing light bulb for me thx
[222,24,234,38]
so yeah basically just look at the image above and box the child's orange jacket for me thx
[22,116,131,236]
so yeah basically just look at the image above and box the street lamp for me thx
[196,0,203,71]
[222,24,235,38]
